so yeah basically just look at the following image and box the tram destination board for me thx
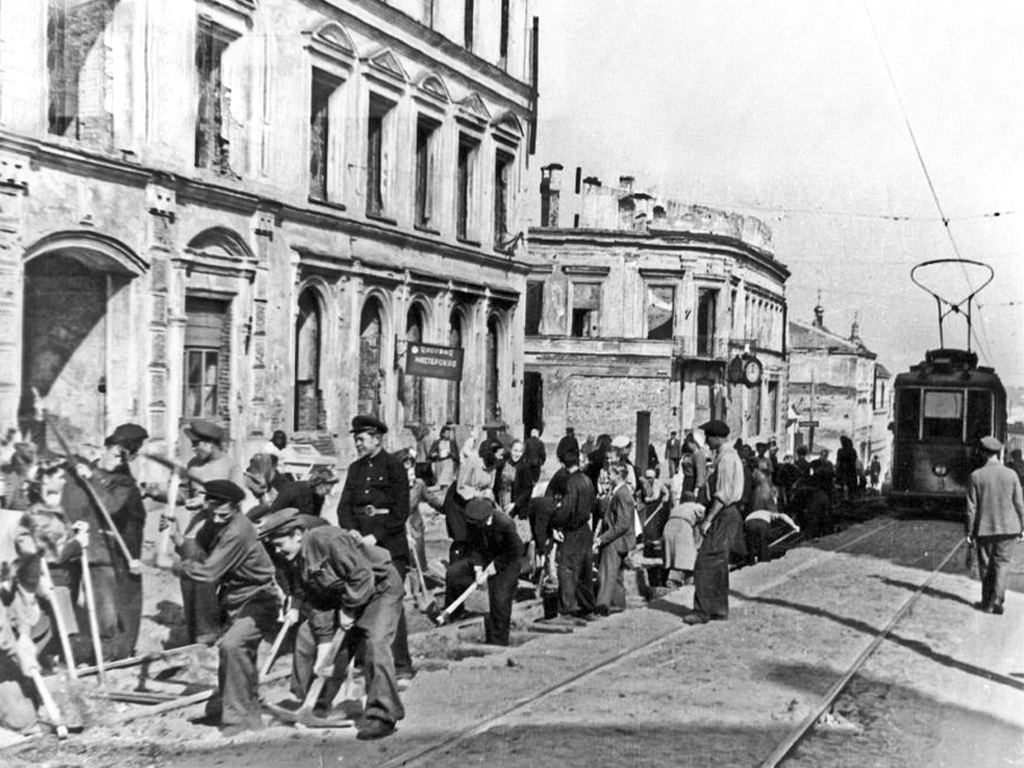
[405,342,464,381]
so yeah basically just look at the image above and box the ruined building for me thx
[0,0,537,467]
[788,304,893,469]
[524,167,790,455]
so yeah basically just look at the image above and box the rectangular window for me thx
[966,390,993,443]
[697,288,717,355]
[47,0,114,146]
[646,285,675,340]
[767,380,779,433]
[195,21,234,175]
[184,296,229,421]
[922,389,963,441]
[499,0,510,65]
[494,150,513,248]
[456,133,479,240]
[464,0,475,50]
[415,116,439,228]
[366,95,393,217]
[309,69,341,202]
[749,383,762,434]
[525,280,544,335]
[896,388,921,440]
[571,282,601,338]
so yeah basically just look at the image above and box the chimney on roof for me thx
[540,163,563,227]
[850,313,861,343]
[619,175,635,193]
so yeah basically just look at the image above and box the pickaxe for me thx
[428,561,495,626]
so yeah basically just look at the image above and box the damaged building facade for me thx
[0,0,536,468]
[524,167,790,455]
[788,304,893,470]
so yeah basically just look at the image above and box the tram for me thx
[889,260,1007,504]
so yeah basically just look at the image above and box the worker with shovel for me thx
[444,498,522,645]
[260,507,405,741]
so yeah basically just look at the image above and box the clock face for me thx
[744,359,762,384]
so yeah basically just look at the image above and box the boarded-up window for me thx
[646,285,675,340]
[571,282,600,338]
[184,297,229,421]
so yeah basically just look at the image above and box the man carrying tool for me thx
[685,420,745,625]
[165,480,279,736]
[336,415,414,683]
[444,498,522,645]
[966,435,1024,616]
[177,420,246,646]
[62,423,148,660]
[260,507,405,740]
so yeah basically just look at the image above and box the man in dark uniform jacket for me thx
[445,499,522,645]
[168,480,279,736]
[336,415,413,680]
[553,445,596,619]
[62,423,148,661]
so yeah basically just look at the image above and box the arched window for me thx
[358,297,384,417]
[295,289,323,431]
[485,315,500,422]
[447,309,463,424]
[404,304,426,426]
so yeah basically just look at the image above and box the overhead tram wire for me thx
[860,0,997,364]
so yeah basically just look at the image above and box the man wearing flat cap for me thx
[267,467,337,520]
[260,507,405,740]
[336,415,414,680]
[966,435,1024,615]
[444,498,522,644]
[165,479,279,735]
[685,419,746,625]
[60,423,149,660]
[177,420,246,645]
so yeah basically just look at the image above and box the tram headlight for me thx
[933,463,948,477]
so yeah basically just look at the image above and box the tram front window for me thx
[922,390,964,441]
[896,388,921,439]
[966,390,993,443]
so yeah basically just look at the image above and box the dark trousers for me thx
[390,557,413,676]
[595,545,628,612]
[977,535,1017,608]
[744,519,771,564]
[693,505,742,619]
[557,526,595,616]
[208,591,278,728]
[181,577,222,644]
[446,555,519,645]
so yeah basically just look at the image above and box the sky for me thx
[531,0,1024,384]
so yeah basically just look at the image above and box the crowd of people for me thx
[0,414,887,741]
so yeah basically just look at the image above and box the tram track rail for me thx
[381,515,904,768]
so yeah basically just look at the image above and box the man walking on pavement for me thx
[685,420,745,625]
[665,431,682,477]
[336,415,415,683]
[166,480,279,736]
[966,435,1024,615]
[259,507,405,739]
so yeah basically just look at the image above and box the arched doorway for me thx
[485,315,500,422]
[20,243,138,446]
[295,288,323,431]
[358,297,384,417]
[404,304,426,427]
[447,309,463,424]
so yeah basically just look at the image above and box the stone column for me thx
[0,156,28,428]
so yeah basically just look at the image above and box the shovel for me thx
[79,543,107,686]
[264,627,354,729]
[406,521,439,615]
[30,670,69,739]
[428,561,495,626]
[39,558,78,680]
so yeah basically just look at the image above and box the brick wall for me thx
[566,374,670,443]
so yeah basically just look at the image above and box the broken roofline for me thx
[527,226,790,282]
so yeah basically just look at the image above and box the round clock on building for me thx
[743,357,763,386]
